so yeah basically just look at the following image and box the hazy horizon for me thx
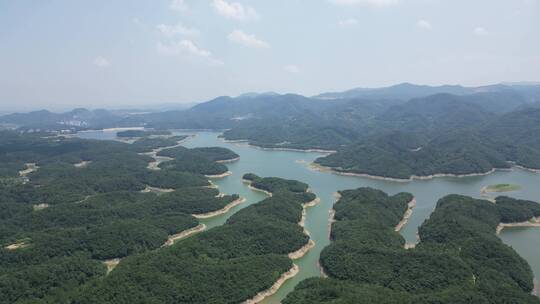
[1,0,539,111]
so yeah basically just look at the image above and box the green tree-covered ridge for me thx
[0,131,240,303]
[70,174,316,303]
[284,188,540,304]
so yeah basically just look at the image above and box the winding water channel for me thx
[78,130,540,302]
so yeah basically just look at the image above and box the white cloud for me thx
[211,0,258,20]
[156,23,199,37]
[329,0,398,7]
[93,56,110,68]
[284,65,301,73]
[338,18,359,27]
[474,27,489,36]
[228,30,269,48]
[170,0,188,12]
[157,40,223,65]
[416,19,432,30]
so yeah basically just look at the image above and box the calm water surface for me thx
[78,130,540,302]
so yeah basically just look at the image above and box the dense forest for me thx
[283,189,540,303]
[0,131,242,304]
[68,174,315,303]
[315,100,540,179]
[157,146,239,175]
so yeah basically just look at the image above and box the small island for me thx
[482,183,521,194]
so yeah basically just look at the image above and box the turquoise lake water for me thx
[78,130,540,302]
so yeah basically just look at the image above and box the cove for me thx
[78,130,540,302]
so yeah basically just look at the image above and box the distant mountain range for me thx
[3,82,539,131]
[313,82,540,102]
[2,82,540,178]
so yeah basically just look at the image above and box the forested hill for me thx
[3,83,540,178]
[315,106,540,179]
[0,131,241,303]
[283,189,540,304]
[71,175,316,303]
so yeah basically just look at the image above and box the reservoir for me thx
[78,130,540,302]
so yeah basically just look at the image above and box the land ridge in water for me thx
[0,130,245,304]
[69,174,316,303]
[284,189,540,303]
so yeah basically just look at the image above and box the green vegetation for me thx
[0,131,240,304]
[70,175,314,304]
[284,189,540,304]
[243,173,312,194]
[484,183,521,193]
[157,146,239,175]
[316,130,510,179]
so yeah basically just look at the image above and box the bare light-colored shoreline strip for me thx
[318,261,329,278]
[140,135,194,170]
[298,198,320,232]
[312,162,540,183]
[310,163,499,183]
[243,145,336,154]
[216,157,240,164]
[395,198,417,232]
[240,179,317,302]
[514,165,540,173]
[162,224,206,247]
[533,278,539,297]
[243,180,273,197]
[288,240,316,260]
[320,193,341,278]
[220,138,336,154]
[327,192,341,240]
[192,197,246,219]
[205,171,232,179]
[242,264,300,304]
[289,196,320,260]
[496,217,540,235]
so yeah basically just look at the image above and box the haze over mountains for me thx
[2,83,539,131]
[3,82,540,180]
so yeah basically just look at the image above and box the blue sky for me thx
[1,0,539,111]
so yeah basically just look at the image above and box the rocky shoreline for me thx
[242,264,300,304]
[395,198,417,232]
[240,179,318,303]
[496,217,540,234]
[215,156,240,163]
[162,224,207,247]
[192,197,246,219]
[205,171,232,179]
[310,163,501,182]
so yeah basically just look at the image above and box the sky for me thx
[0,0,539,111]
